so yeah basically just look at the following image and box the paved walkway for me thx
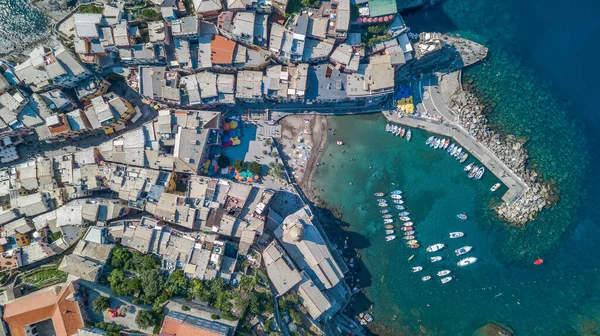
[383,112,528,204]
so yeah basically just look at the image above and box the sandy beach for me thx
[278,114,329,201]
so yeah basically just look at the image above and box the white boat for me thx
[457,257,478,267]
[412,266,423,273]
[378,203,388,207]
[374,192,385,197]
[391,190,403,195]
[392,125,398,133]
[443,139,450,149]
[437,270,451,277]
[377,198,387,203]
[426,136,434,145]
[403,222,413,227]
[406,239,418,245]
[399,128,405,137]
[460,153,468,163]
[406,130,411,141]
[464,162,474,171]
[386,124,391,132]
[395,205,405,210]
[426,243,445,252]
[386,235,396,242]
[382,214,393,219]
[475,167,485,180]
[449,232,464,238]
[491,183,501,192]
[403,235,415,240]
[447,143,455,153]
[457,213,467,220]
[429,138,437,147]
[434,138,441,149]
[383,219,393,224]
[440,276,453,284]
[404,230,415,235]
[380,209,389,214]
[430,256,442,262]
[393,200,404,205]
[454,148,463,157]
[399,211,410,216]
[455,246,473,256]
[468,166,479,178]
[399,216,411,221]
[391,194,403,200]
[439,138,446,149]
[422,276,432,281]
[385,229,394,235]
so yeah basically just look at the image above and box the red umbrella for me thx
[367,17,373,23]
[388,15,395,20]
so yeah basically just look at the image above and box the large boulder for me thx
[473,323,514,336]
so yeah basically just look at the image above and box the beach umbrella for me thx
[367,17,373,23]
[223,122,231,131]
[388,15,395,20]
[230,120,238,129]
[229,130,237,137]
[223,135,230,143]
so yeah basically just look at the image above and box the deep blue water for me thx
[312,0,600,334]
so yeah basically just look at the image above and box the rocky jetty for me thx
[449,86,554,226]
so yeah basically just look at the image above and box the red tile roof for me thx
[3,283,84,336]
[210,35,236,65]
[160,314,228,336]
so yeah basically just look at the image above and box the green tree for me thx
[138,254,160,272]
[367,24,387,35]
[289,308,302,325]
[140,269,164,304]
[135,310,155,329]
[249,292,261,315]
[217,155,231,167]
[93,296,110,313]
[233,159,246,172]
[141,8,158,18]
[238,275,255,293]
[165,270,188,296]
[79,4,103,13]
[300,0,319,8]
[110,246,131,269]
[248,161,261,175]
[190,278,209,301]
[108,269,132,296]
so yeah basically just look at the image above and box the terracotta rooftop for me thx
[159,312,231,336]
[48,114,71,135]
[3,282,84,336]
[210,35,236,65]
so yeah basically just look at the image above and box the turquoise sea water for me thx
[312,0,600,334]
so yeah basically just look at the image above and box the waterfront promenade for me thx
[383,111,528,204]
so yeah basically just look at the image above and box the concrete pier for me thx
[383,111,528,204]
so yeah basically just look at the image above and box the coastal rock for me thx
[473,323,513,336]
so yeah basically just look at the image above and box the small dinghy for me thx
[399,211,410,216]
[385,229,394,235]
[401,227,413,231]
[382,214,393,219]
[377,198,387,203]
[393,200,404,205]
[383,219,394,224]
[440,276,453,284]
[437,270,451,277]
[422,276,432,281]
[409,244,420,249]
[403,222,413,227]
[449,232,464,238]
[426,243,445,252]
[374,192,385,197]
[378,203,388,207]
[384,225,394,229]
[391,194,403,200]
[395,205,405,210]
[403,235,415,240]
[457,213,467,220]
[380,209,389,214]
[430,256,442,263]
[491,183,501,192]
[399,216,411,221]
[406,239,418,245]
[412,266,423,273]
[385,235,396,242]
[403,230,415,235]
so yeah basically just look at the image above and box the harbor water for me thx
[312,0,600,334]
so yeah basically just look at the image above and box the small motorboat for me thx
[457,213,467,220]
[450,146,458,156]
[399,216,411,221]
[386,124,391,132]
[408,255,414,261]
[374,192,385,197]
[460,153,468,163]
[382,214,393,219]
[378,203,388,207]
[404,230,415,235]
[443,139,450,149]
[437,270,451,277]
[336,141,344,145]
[386,235,396,242]
[440,276,453,284]
[533,258,544,265]
[400,128,406,137]
[426,136,434,146]
[391,194,403,200]
[468,166,479,178]
[406,130,411,141]
[377,198,387,203]
[429,138,437,147]
[434,138,441,149]
[430,256,442,262]
[392,125,398,133]
[464,162,474,172]
[380,209,389,214]
[455,246,472,256]
[385,229,395,235]
[491,183,501,192]
[399,211,410,216]
[426,243,445,252]
[457,257,478,267]
[412,266,423,273]
[403,235,415,240]
[401,226,413,231]
[395,205,406,210]
[406,239,418,245]
[383,219,394,224]
[475,167,485,180]
[384,225,394,229]
[449,232,464,238]
[396,127,402,136]
[409,244,420,249]
[403,222,413,227]
[422,276,432,281]
[454,148,463,157]
[393,200,404,205]
[391,190,403,195]
[447,143,455,153]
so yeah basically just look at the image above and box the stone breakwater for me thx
[448,88,555,226]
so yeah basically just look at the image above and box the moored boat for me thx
[403,235,415,240]
[383,219,393,224]
[454,148,463,157]
[399,211,410,216]
[385,235,396,242]
[443,139,450,149]
[426,243,445,252]
[491,183,501,192]
[406,239,418,245]
[382,214,393,219]
[449,232,464,238]
[380,209,389,214]
[464,162,474,171]
[401,226,413,231]
[408,255,414,261]
[391,194,402,200]
[377,198,387,203]
[533,258,544,265]
[378,202,388,207]
[406,130,412,141]
[440,276,453,284]
[393,200,404,204]
[437,270,451,277]
[384,225,394,229]
[457,257,478,267]
[386,124,391,132]
[468,166,479,178]
[426,136,434,145]
[385,229,394,235]
[395,205,405,210]
[475,167,485,180]
[409,244,420,249]
[430,256,442,262]
[422,276,432,281]
[460,153,468,163]
[399,216,411,221]
[434,138,441,149]
[455,246,473,256]
[403,222,413,227]
[404,230,415,235]
[400,128,406,137]
[391,190,403,195]
[457,213,467,220]
[447,143,455,153]
[412,266,423,273]
[336,141,344,145]
[450,146,458,156]
[374,192,385,197]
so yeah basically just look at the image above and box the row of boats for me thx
[385,124,412,141]
[426,136,486,180]
[375,190,420,248]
